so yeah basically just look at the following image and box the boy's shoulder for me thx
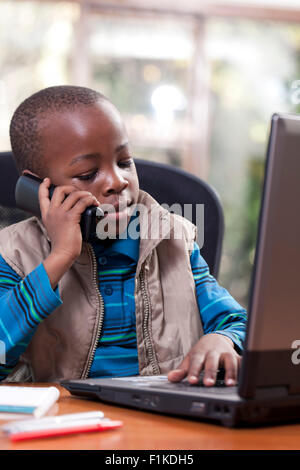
[0,216,46,242]
[0,215,49,258]
[170,212,197,236]
[138,189,198,250]
[0,216,50,277]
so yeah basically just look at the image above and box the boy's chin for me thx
[95,214,131,240]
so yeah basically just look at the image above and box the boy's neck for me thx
[97,237,117,249]
[91,234,123,248]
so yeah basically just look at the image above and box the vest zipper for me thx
[81,244,105,379]
[139,266,160,375]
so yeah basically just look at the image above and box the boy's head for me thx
[10,85,140,235]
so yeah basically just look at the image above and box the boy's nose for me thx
[101,168,129,196]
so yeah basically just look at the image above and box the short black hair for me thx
[10,85,108,176]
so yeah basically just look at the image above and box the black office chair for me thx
[134,158,224,278]
[0,152,224,278]
[0,152,31,229]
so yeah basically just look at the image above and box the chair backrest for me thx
[134,159,224,278]
[0,152,31,230]
[0,152,224,278]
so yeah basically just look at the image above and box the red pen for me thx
[8,419,123,442]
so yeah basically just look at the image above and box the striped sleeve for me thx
[190,241,247,352]
[0,254,62,380]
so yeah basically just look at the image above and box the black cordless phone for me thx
[15,173,104,242]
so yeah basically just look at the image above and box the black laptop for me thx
[61,113,300,427]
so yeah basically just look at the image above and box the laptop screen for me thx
[239,113,300,397]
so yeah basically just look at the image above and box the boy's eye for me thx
[118,158,133,168]
[76,171,97,181]
[75,159,132,181]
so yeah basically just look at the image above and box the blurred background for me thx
[1,0,300,309]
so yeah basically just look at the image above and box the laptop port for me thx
[213,404,230,414]
[190,401,206,414]
[132,394,141,403]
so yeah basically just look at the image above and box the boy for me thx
[0,86,247,386]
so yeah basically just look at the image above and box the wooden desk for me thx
[0,384,300,450]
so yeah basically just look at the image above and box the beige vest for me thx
[0,190,203,382]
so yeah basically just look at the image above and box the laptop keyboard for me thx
[152,380,236,394]
[147,370,237,394]
[110,370,238,395]
[161,378,226,388]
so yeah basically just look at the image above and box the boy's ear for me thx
[22,169,40,178]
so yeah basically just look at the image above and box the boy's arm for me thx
[0,254,62,380]
[190,241,247,352]
[168,241,247,387]
[0,177,102,381]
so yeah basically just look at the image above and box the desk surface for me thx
[0,384,300,450]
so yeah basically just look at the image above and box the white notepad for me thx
[0,386,60,420]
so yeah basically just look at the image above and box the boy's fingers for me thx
[68,195,100,217]
[61,191,100,212]
[223,353,239,386]
[49,185,78,208]
[202,352,219,386]
[38,178,51,216]
[167,356,190,382]
[167,369,186,382]
[186,352,205,384]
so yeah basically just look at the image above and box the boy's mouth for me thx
[101,200,134,218]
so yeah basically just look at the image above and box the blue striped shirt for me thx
[0,225,247,380]
[88,233,140,378]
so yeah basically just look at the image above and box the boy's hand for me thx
[167,333,241,387]
[39,177,101,262]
